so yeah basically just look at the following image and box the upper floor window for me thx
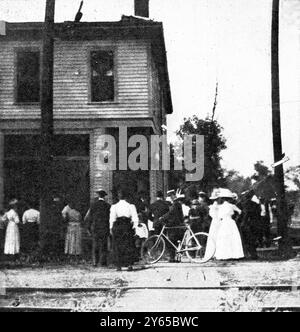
[16,51,40,103]
[90,50,114,102]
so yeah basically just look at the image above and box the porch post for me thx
[149,171,156,204]
[150,170,164,204]
[0,132,3,210]
[163,170,168,198]
[149,126,165,204]
[90,128,113,203]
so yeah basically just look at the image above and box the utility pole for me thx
[40,0,55,252]
[271,0,290,252]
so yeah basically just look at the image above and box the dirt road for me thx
[1,255,299,312]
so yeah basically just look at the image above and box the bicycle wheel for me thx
[141,235,166,265]
[186,232,215,263]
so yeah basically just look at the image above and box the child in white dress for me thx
[135,213,149,257]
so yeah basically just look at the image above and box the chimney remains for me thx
[134,0,149,18]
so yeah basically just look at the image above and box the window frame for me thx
[14,47,42,105]
[87,47,118,104]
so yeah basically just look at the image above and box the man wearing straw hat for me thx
[166,189,176,205]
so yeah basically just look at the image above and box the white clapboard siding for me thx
[0,39,152,119]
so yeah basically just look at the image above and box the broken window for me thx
[16,51,40,103]
[90,50,114,102]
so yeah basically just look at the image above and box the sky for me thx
[0,0,299,176]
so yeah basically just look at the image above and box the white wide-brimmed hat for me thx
[210,189,220,200]
[218,188,235,199]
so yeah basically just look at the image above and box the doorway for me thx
[4,134,90,214]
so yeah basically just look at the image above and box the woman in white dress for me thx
[4,199,20,256]
[214,189,244,260]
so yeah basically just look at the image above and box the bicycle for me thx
[141,223,216,264]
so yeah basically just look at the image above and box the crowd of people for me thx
[0,186,276,270]
[147,187,275,262]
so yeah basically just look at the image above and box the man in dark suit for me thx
[159,195,184,262]
[149,191,170,235]
[260,198,271,248]
[85,190,111,267]
[241,191,262,260]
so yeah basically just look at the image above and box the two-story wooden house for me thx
[0,11,173,210]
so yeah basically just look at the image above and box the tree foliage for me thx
[253,161,271,181]
[285,165,300,192]
[174,115,227,192]
[224,169,252,196]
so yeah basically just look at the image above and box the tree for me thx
[175,115,227,192]
[251,161,276,201]
[224,170,252,196]
[253,161,272,181]
[285,166,300,192]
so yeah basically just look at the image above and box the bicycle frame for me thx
[156,224,202,254]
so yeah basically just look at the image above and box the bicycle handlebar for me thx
[163,224,190,230]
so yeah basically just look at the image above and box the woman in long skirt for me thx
[214,189,244,260]
[4,200,20,256]
[110,190,139,271]
[62,203,82,256]
[22,203,40,253]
